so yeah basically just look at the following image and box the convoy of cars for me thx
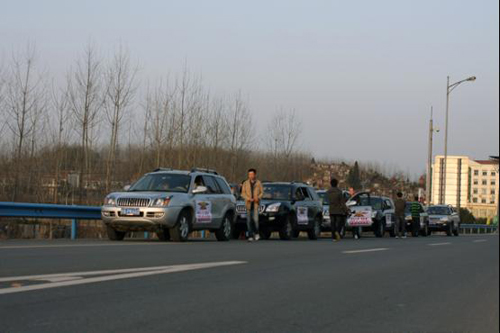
[101,168,462,242]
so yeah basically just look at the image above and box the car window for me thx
[215,177,232,195]
[317,192,329,205]
[384,199,393,210]
[203,176,221,194]
[428,206,451,215]
[263,184,292,201]
[300,188,312,201]
[308,188,320,201]
[295,188,305,201]
[129,174,191,193]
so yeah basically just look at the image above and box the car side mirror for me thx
[346,200,356,207]
[193,186,208,195]
[123,185,131,191]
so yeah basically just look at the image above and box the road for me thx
[0,234,498,333]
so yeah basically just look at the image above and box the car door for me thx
[293,187,308,226]
[203,175,224,228]
[214,176,235,220]
[192,176,214,229]
[307,187,322,222]
[383,198,395,228]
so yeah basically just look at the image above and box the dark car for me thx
[256,182,324,240]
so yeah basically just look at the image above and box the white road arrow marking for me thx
[0,261,247,295]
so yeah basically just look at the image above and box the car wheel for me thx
[260,228,272,240]
[308,217,322,240]
[106,226,126,241]
[156,227,171,241]
[446,223,453,237]
[171,211,191,242]
[420,224,429,237]
[279,215,294,241]
[374,220,385,238]
[292,230,301,239]
[216,214,233,242]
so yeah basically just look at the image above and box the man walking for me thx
[327,179,348,242]
[241,169,264,242]
[394,192,407,239]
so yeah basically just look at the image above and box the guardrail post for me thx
[71,219,78,240]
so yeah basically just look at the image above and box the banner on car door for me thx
[297,207,309,225]
[347,207,373,226]
[195,201,212,223]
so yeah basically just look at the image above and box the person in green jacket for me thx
[410,196,424,236]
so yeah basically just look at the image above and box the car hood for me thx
[108,191,186,199]
[429,214,450,220]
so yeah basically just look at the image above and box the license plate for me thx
[122,208,140,216]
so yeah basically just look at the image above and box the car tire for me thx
[156,228,171,241]
[292,230,301,239]
[374,220,385,238]
[308,217,322,240]
[171,210,191,242]
[279,215,294,241]
[106,226,126,241]
[260,228,272,240]
[446,223,453,237]
[420,224,429,237]
[215,214,233,242]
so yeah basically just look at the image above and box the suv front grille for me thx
[236,205,247,214]
[117,198,151,207]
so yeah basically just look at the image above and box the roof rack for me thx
[153,168,173,172]
[191,168,219,175]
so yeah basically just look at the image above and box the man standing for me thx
[241,169,264,242]
[327,179,348,242]
[410,196,424,236]
[394,192,407,239]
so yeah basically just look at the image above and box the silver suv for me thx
[102,168,236,242]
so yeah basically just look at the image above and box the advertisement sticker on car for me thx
[385,214,392,226]
[195,201,212,223]
[297,207,309,225]
[348,207,373,226]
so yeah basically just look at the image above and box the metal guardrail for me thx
[0,202,102,240]
[460,224,498,234]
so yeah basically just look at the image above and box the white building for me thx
[431,155,499,220]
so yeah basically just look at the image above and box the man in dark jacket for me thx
[327,179,348,242]
[394,192,406,239]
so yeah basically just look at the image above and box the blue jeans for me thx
[246,207,259,238]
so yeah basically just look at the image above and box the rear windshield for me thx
[428,207,451,216]
[263,184,292,201]
[129,174,191,193]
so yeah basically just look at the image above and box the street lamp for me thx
[426,107,440,206]
[440,76,477,205]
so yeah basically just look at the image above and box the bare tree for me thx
[103,45,137,192]
[265,108,302,159]
[4,45,44,201]
[227,93,253,180]
[67,43,103,203]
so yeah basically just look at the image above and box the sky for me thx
[1,0,499,177]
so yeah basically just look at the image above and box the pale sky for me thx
[1,0,499,177]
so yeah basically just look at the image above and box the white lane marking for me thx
[473,239,488,243]
[0,261,247,295]
[0,243,180,250]
[343,248,389,254]
[428,242,451,247]
[34,276,84,283]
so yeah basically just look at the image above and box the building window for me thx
[483,171,488,176]
[481,199,487,204]
[474,180,479,185]
[492,172,497,177]
[473,198,478,203]
[473,189,479,194]
[492,181,497,186]
[474,170,479,176]
[482,180,488,186]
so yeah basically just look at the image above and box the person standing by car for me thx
[410,195,424,236]
[394,192,407,239]
[241,169,264,242]
[327,179,348,242]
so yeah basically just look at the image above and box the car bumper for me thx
[429,222,450,231]
[101,206,184,230]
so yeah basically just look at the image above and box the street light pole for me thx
[426,107,439,206]
[441,75,477,205]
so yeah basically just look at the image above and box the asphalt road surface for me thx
[0,234,498,333]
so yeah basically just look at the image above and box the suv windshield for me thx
[428,207,451,216]
[263,184,292,201]
[317,192,329,205]
[129,174,191,193]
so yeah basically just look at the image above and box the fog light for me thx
[154,213,165,218]
[102,212,111,217]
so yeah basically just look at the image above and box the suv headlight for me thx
[405,215,413,221]
[104,196,116,206]
[152,197,172,207]
[266,203,281,213]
